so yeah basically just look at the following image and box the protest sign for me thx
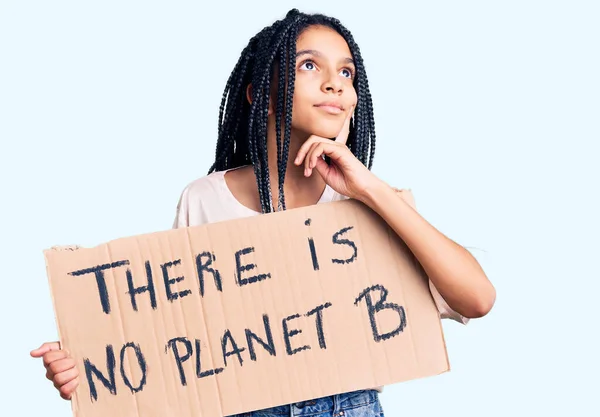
[44,197,449,416]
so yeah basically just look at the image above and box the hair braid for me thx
[278,28,298,211]
[210,9,377,213]
[274,37,286,209]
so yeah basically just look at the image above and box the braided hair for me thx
[208,8,376,213]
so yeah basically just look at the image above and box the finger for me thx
[295,135,324,166]
[303,142,315,174]
[308,143,326,171]
[311,142,346,171]
[305,142,327,176]
[307,142,342,176]
[313,155,331,179]
[303,142,315,175]
[58,377,80,400]
[43,350,69,368]
[48,357,76,376]
[335,105,354,144]
[295,135,319,166]
[53,367,79,388]
[31,341,61,358]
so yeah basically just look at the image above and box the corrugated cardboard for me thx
[44,197,449,417]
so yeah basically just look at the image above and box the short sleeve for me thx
[393,187,469,325]
[429,281,469,324]
[172,186,190,229]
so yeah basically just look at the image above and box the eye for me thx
[299,60,317,71]
[340,68,354,79]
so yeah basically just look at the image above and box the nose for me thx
[321,71,344,94]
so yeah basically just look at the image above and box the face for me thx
[287,25,357,139]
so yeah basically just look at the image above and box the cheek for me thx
[291,77,313,109]
[290,89,312,125]
[348,86,358,105]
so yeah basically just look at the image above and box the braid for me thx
[210,8,377,213]
[274,36,286,209]
[278,28,298,211]
[210,48,253,172]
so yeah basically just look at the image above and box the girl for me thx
[31,8,496,417]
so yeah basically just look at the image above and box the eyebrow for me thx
[296,49,354,65]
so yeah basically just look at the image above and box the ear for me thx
[246,83,253,105]
[247,83,275,116]
[267,97,274,116]
[266,83,274,116]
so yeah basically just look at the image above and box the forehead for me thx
[296,25,352,57]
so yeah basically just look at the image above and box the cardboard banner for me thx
[45,198,449,417]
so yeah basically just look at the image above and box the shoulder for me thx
[178,171,225,203]
[172,171,229,228]
[173,168,258,228]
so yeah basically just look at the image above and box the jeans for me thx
[227,389,384,417]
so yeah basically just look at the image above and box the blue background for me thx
[1,1,598,415]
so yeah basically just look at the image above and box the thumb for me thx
[313,156,330,179]
[334,105,354,145]
[30,341,61,358]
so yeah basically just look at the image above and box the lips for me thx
[315,101,344,110]
[314,102,344,115]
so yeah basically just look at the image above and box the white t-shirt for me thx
[173,167,468,324]
[171,167,469,393]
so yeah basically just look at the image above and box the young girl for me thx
[31,8,495,417]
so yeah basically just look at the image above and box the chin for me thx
[311,129,339,139]
[306,119,345,139]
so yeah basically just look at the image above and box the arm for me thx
[359,180,496,319]
[293,109,496,319]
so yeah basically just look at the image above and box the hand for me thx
[31,342,79,400]
[293,106,382,201]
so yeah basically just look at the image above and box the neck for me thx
[265,118,326,211]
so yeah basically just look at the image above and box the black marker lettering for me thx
[305,218,319,270]
[126,261,157,312]
[282,313,310,355]
[196,251,222,296]
[221,330,246,367]
[119,342,147,393]
[166,337,193,386]
[83,344,117,402]
[308,238,319,271]
[194,339,224,378]
[235,247,271,286]
[355,284,406,342]
[161,259,191,301]
[245,314,276,361]
[69,260,130,314]
[332,226,357,264]
[306,302,333,349]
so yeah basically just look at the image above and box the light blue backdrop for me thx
[1,1,598,416]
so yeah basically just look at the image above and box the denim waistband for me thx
[229,389,381,417]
